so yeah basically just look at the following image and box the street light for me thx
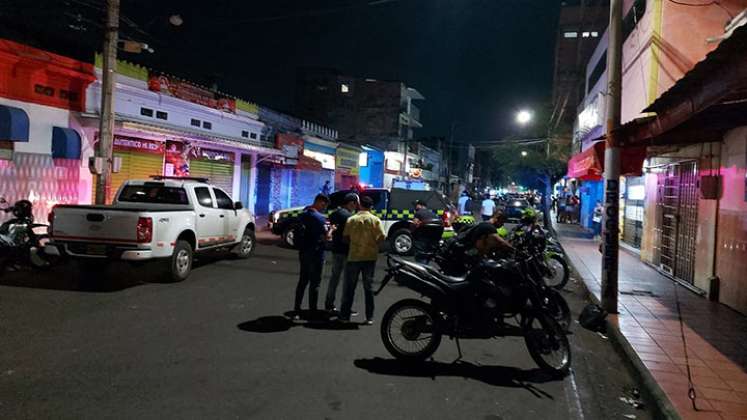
[521,150,528,157]
[516,110,533,125]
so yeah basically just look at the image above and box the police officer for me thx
[293,194,330,319]
[324,193,359,312]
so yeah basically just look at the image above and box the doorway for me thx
[655,161,698,285]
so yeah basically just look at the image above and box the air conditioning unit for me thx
[699,175,721,200]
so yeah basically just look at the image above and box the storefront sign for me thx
[336,147,360,175]
[276,133,304,166]
[304,149,335,170]
[113,135,164,154]
[148,73,236,113]
[193,146,234,162]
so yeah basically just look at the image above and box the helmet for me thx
[12,200,33,220]
[520,207,538,224]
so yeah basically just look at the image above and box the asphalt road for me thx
[0,232,654,420]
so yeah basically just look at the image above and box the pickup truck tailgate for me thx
[52,206,144,244]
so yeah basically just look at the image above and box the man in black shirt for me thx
[412,200,440,264]
[413,200,436,225]
[325,193,359,312]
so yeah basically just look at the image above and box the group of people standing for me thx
[457,191,497,221]
[294,193,385,324]
[553,189,581,224]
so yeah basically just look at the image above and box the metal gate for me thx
[655,161,698,284]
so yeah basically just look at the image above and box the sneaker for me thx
[364,319,374,325]
[351,309,359,317]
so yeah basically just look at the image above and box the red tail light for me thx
[441,210,451,227]
[136,217,153,243]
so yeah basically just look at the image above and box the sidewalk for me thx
[554,221,747,420]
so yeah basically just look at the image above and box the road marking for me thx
[564,368,586,420]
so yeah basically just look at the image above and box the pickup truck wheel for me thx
[170,240,193,282]
[282,224,299,249]
[232,228,256,259]
[390,229,413,255]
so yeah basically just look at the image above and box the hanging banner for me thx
[164,141,191,177]
[336,147,360,175]
[147,73,236,113]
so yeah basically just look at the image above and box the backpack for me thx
[578,303,608,332]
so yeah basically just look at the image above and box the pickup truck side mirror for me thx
[234,202,243,210]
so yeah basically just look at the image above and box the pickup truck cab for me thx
[269,187,455,254]
[46,177,256,281]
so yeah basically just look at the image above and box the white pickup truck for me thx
[46,177,256,281]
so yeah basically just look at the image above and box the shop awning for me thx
[51,127,81,159]
[567,142,604,180]
[0,105,30,142]
[567,141,647,180]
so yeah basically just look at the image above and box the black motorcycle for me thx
[376,253,572,376]
[428,229,571,332]
[0,197,56,272]
[510,224,570,290]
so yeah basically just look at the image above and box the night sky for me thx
[2,0,561,142]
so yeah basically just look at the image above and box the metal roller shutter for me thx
[190,159,234,196]
[93,151,164,203]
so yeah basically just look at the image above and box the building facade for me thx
[568,1,747,314]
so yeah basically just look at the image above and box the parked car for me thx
[269,187,456,254]
[46,177,256,281]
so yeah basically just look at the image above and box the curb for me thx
[548,227,681,420]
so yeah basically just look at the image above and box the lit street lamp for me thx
[516,110,533,125]
[521,150,528,157]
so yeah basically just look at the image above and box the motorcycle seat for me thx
[398,259,467,283]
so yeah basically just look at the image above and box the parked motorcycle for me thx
[0,197,57,272]
[510,224,570,290]
[376,253,572,376]
[426,228,571,332]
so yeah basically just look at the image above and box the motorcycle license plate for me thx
[86,244,107,255]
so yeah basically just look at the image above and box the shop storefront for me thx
[0,39,95,221]
[359,146,384,188]
[105,136,165,203]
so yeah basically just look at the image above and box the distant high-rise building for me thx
[294,67,424,149]
[552,0,609,134]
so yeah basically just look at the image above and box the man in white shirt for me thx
[480,195,496,221]
[458,192,470,215]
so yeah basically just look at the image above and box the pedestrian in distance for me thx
[293,194,330,320]
[592,200,604,239]
[325,193,359,313]
[320,180,332,196]
[480,194,496,221]
[339,195,386,325]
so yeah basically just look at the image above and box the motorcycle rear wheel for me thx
[381,299,442,362]
[523,312,571,376]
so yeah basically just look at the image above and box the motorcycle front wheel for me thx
[381,299,442,362]
[543,254,569,290]
[522,312,571,376]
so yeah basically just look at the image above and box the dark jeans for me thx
[340,260,376,320]
[325,252,347,310]
[295,251,324,311]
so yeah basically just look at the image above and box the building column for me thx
[248,152,258,214]
[232,151,242,201]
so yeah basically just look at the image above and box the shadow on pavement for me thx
[237,310,364,333]
[354,357,557,398]
[0,260,144,292]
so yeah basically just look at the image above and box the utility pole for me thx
[601,0,623,314]
[95,0,120,204]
